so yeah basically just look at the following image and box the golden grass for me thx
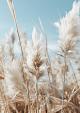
[0,0,80,113]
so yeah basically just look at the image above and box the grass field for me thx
[0,0,80,113]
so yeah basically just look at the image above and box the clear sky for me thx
[0,0,75,43]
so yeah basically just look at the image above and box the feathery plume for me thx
[54,1,80,55]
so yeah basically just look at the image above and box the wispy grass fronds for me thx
[55,1,80,55]
[0,0,80,113]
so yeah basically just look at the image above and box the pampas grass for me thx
[0,0,80,113]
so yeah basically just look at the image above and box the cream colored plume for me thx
[4,59,27,98]
[32,27,46,51]
[27,27,46,67]
[54,1,80,54]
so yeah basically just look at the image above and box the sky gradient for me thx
[0,0,75,44]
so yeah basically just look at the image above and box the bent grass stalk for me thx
[7,1,31,113]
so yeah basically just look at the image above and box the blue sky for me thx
[0,0,74,43]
